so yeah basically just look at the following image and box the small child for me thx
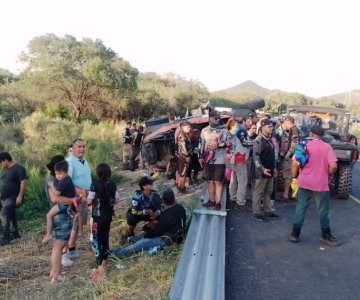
[88,163,117,283]
[42,160,81,244]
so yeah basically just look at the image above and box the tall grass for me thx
[1,112,125,220]
[17,166,48,220]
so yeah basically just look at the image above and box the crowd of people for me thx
[0,107,348,284]
[173,107,343,244]
[0,138,186,284]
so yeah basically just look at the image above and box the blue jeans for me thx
[293,188,330,232]
[0,198,18,241]
[112,237,165,257]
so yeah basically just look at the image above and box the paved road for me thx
[351,163,360,198]
[225,169,360,300]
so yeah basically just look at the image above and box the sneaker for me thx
[290,233,300,243]
[251,214,267,222]
[214,203,221,211]
[66,249,86,259]
[321,234,341,247]
[276,197,289,203]
[233,203,251,211]
[0,239,10,246]
[265,212,280,219]
[61,254,74,267]
[202,200,216,208]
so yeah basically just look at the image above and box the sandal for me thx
[50,274,65,284]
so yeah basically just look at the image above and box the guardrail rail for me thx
[169,185,227,300]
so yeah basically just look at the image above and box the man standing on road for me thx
[290,125,341,246]
[0,152,27,246]
[65,139,92,261]
[251,119,279,222]
[227,114,253,211]
[279,116,301,201]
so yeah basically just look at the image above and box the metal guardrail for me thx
[169,185,227,300]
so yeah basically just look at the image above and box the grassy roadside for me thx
[0,175,199,300]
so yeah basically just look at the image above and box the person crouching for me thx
[126,176,162,236]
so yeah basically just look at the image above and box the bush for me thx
[17,111,123,168]
[18,166,48,219]
[1,112,125,221]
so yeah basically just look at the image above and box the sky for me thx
[1,0,359,97]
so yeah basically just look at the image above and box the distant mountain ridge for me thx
[215,80,360,104]
[215,80,272,98]
[328,90,360,105]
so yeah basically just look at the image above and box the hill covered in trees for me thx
[1,34,358,122]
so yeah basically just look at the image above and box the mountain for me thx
[215,80,272,99]
[326,90,360,105]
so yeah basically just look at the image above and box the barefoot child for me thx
[88,163,117,282]
[43,160,82,244]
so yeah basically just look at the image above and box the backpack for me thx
[230,127,249,165]
[294,139,310,169]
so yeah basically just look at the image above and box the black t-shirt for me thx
[55,176,76,198]
[0,163,28,200]
[132,131,144,148]
[123,128,132,144]
[144,204,186,244]
[91,179,117,219]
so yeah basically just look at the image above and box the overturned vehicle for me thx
[286,105,358,199]
[141,99,265,170]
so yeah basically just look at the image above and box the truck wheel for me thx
[335,166,352,199]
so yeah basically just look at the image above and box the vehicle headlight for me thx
[334,149,352,160]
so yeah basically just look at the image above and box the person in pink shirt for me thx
[290,125,341,246]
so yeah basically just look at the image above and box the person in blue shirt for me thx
[112,188,186,257]
[64,138,92,261]
[126,176,162,236]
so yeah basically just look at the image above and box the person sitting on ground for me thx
[43,160,81,244]
[112,188,186,257]
[126,176,162,236]
[88,163,117,283]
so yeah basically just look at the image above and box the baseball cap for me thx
[310,125,325,136]
[260,118,272,127]
[139,176,154,189]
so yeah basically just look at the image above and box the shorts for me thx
[177,158,190,178]
[126,208,151,227]
[53,213,72,241]
[72,199,88,230]
[282,159,292,180]
[202,164,226,182]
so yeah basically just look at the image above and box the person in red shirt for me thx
[290,125,340,246]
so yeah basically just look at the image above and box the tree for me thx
[19,34,139,120]
[0,68,16,85]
